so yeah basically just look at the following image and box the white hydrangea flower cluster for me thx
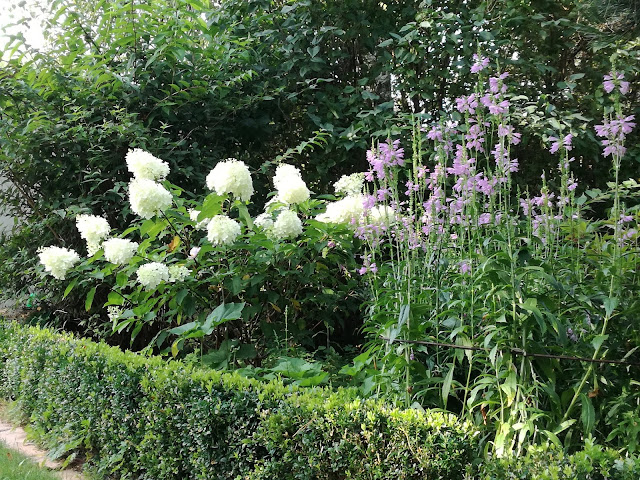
[126,148,170,181]
[334,173,365,196]
[254,212,274,231]
[168,264,190,283]
[37,246,81,280]
[271,210,303,240]
[368,205,396,226]
[273,163,310,205]
[189,209,209,231]
[129,178,173,219]
[206,159,254,202]
[207,215,241,246]
[76,214,110,255]
[136,262,170,289]
[316,195,366,225]
[103,238,139,265]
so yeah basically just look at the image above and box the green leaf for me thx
[116,271,129,287]
[106,291,124,306]
[442,363,455,408]
[63,279,78,299]
[603,297,618,317]
[500,369,517,407]
[591,334,608,352]
[85,287,97,312]
[398,304,410,326]
[235,202,253,228]
[580,393,595,435]
[201,302,245,335]
[198,193,224,221]
[169,321,198,335]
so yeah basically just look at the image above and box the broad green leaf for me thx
[603,297,618,317]
[198,193,224,221]
[85,287,97,312]
[106,291,124,306]
[580,393,595,435]
[442,363,455,408]
[63,279,78,299]
[169,321,198,335]
[398,304,410,326]
[202,302,245,335]
[591,334,608,351]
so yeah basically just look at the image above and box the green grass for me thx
[0,443,62,480]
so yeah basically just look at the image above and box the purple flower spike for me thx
[604,71,630,95]
[471,54,490,73]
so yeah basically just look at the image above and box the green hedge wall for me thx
[0,322,477,479]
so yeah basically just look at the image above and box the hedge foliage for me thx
[0,322,477,479]
[479,443,640,480]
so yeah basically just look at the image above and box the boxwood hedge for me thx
[0,322,477,479]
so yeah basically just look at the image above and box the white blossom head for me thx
[277,176,310,205]
[273,163,302,190]
[271,210,303,240]
[207,215,241,246]
[334,173,365,196]
[254,212,274,231]
[126,149,170,181]
[189,209,209,231]
[136,262,170,290]
[316,195,365,225]
[38,246,81,280]
[368,205,396,226]
[206,159,254,202]
[168,264,190,283]
[272,163,309,205]
[128,178,172,219]
[76,214,110,256]
[103,238,139,265]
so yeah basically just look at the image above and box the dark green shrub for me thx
[0,322,477,479]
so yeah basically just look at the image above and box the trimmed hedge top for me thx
[0,322,477,479]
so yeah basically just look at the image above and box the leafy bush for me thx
[478,442,640,480]
[2,0,638,324]
[31,150,361,359]
[0,321,478,479]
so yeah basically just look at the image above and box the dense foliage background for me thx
[1,0,640,462]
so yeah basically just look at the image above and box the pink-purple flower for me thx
[470,54,490,73]
[604,71,630,95]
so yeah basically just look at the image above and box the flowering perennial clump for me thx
[129,178,173,219]
[254,212,274,231]
[38,246,80,280]
[207,215,241,246]
[76,214,110,255]
[126,148,170,181]
[273,163,310,204]
[334,173,365,196]
[206,159,254,202]
[271,210,303,240]
[316,195,365,225]
[168,264,190,283]
[367,205,395,226]
[103,238,139,265]
[136,262,170,290]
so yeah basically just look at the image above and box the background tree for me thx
[0,0,638,336]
